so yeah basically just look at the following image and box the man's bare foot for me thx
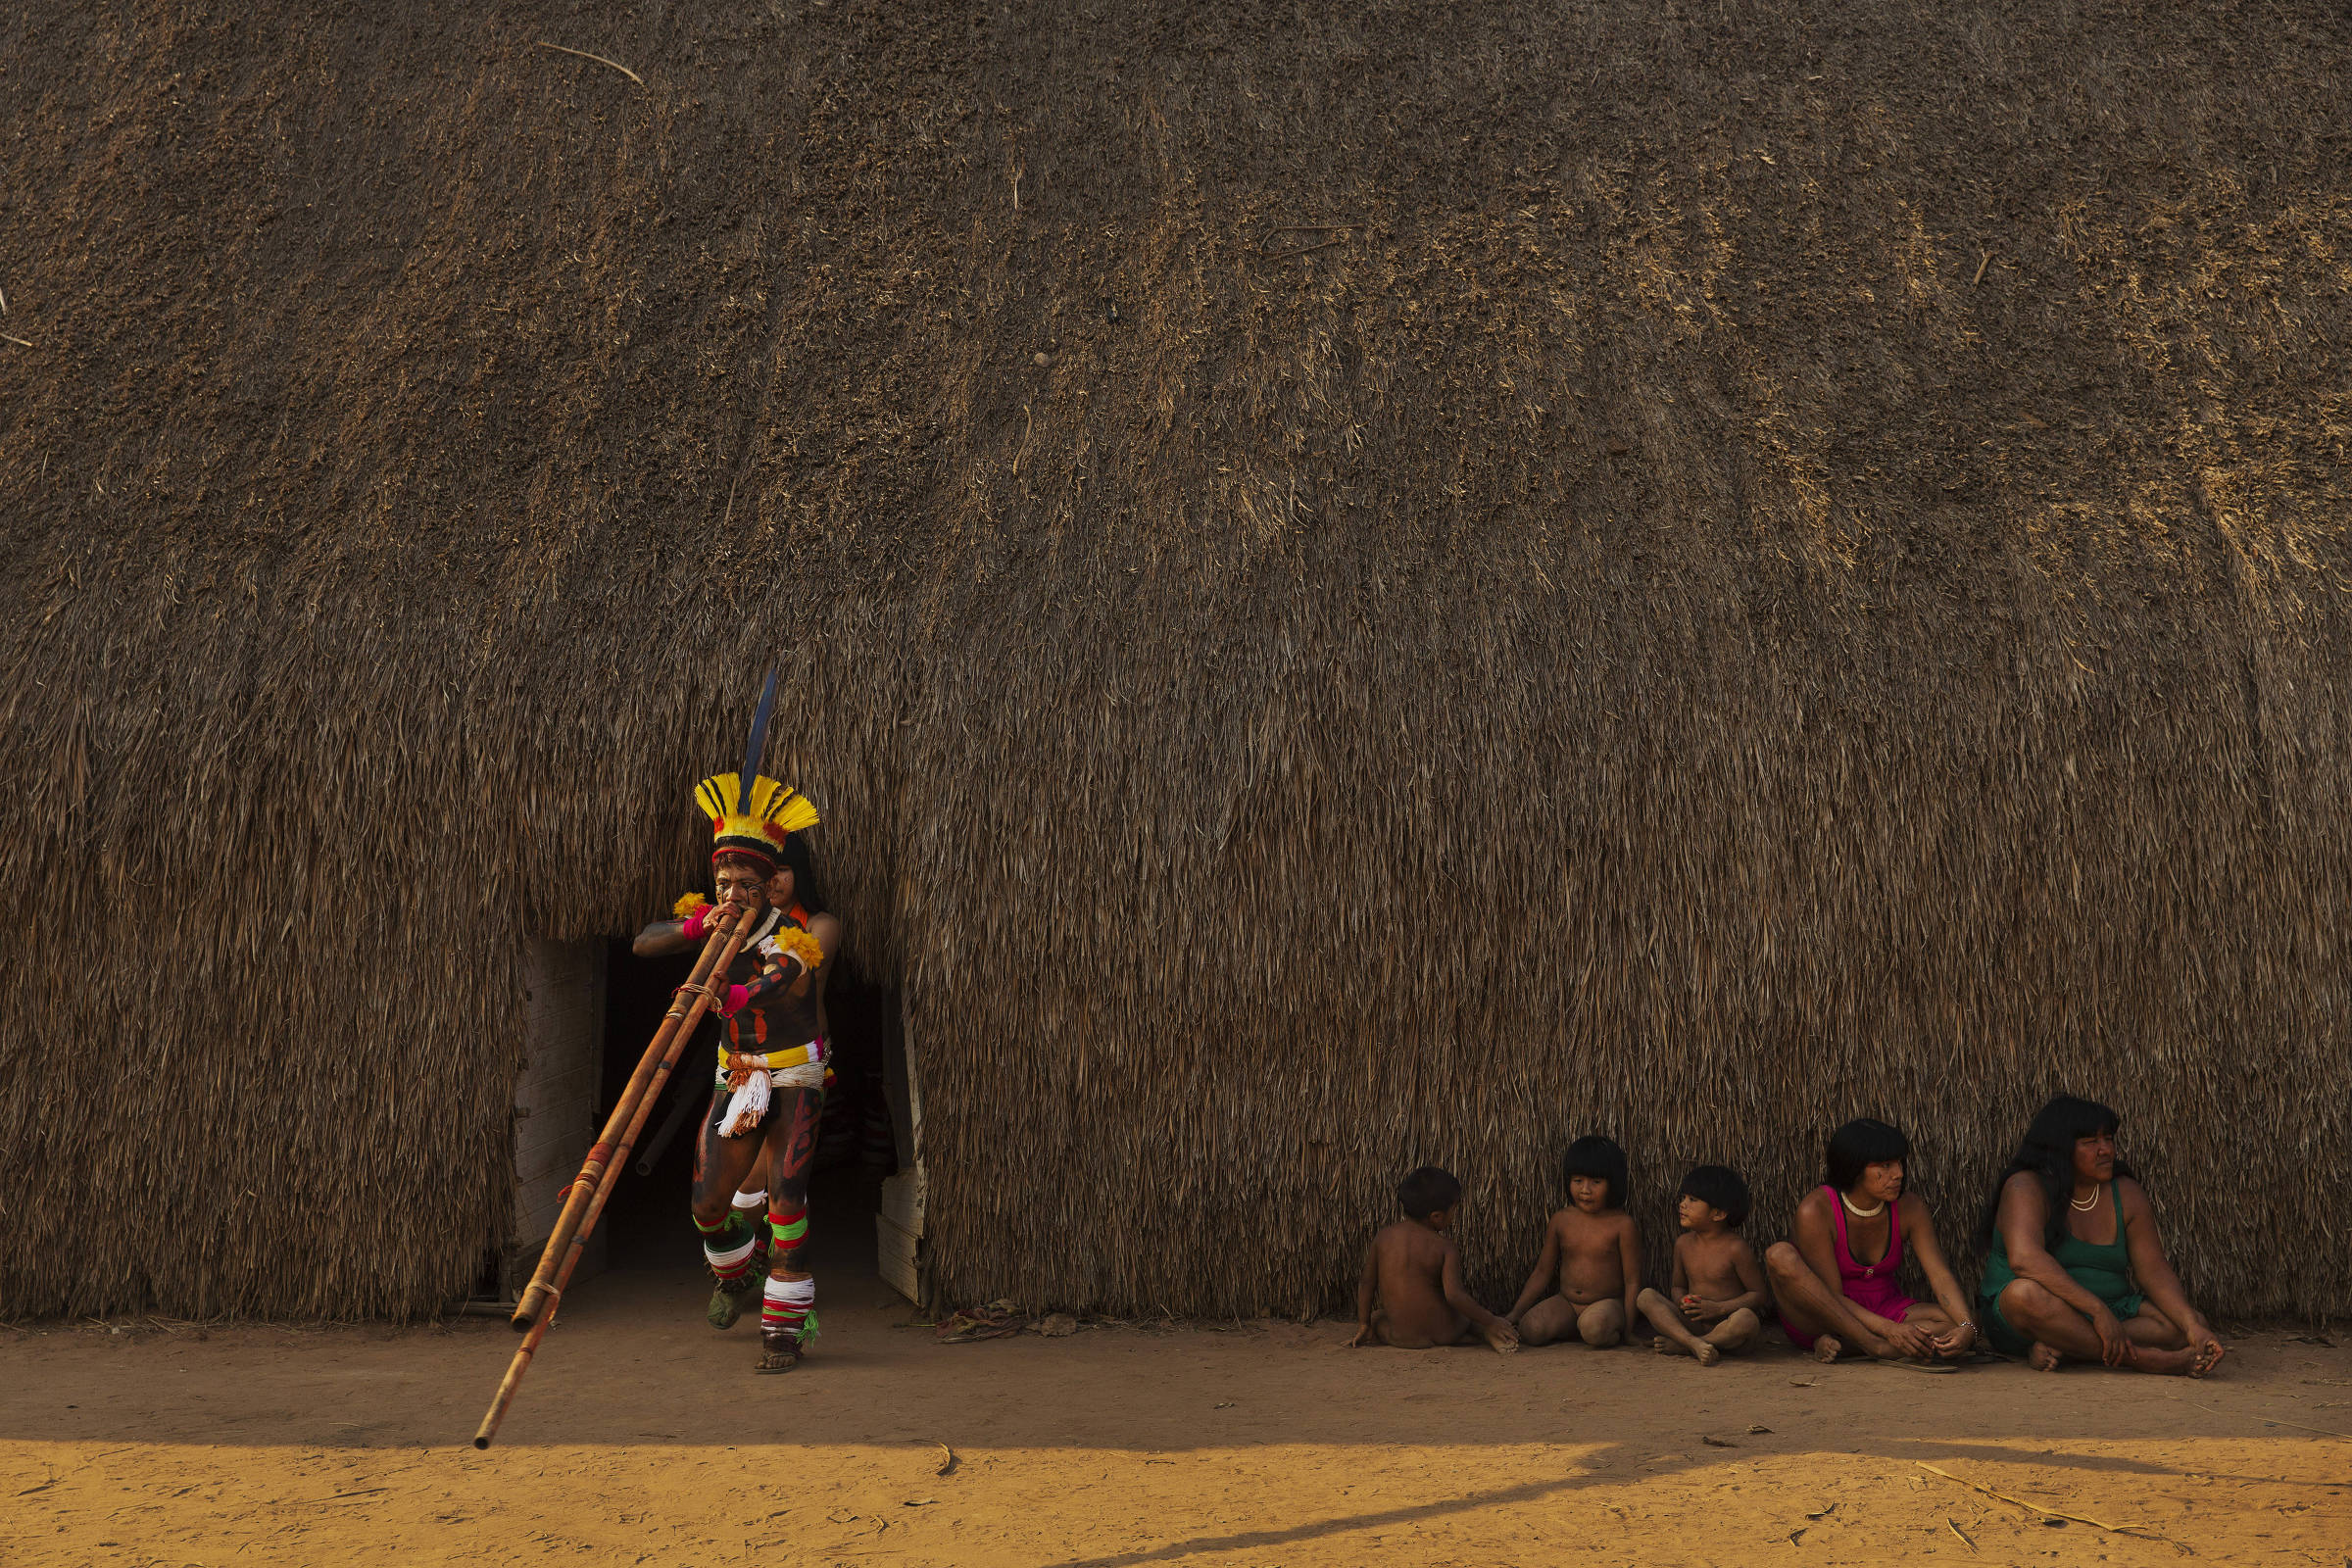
[2127,1342,2201,1377]
[1812,1334,1841,1363]
[2027,1342,2063,1371]
[1651,1335,1675,1354]
[1481,1323,1520,1355]
[1691,1340,1721,1366]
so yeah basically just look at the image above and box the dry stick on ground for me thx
[1,331,32,349]
[535,42,645,86]
[1914,1462,2180,1549]
[2170,1396,2352,1442]
[1973,251,1992,285]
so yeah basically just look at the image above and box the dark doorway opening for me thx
[592,939,904,1289]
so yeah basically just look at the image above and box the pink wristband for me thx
[718,983,750,1017]
[680,906,714,940]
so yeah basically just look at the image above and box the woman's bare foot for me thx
[2127,1342,2201,1376]
[2189,1340,2226,1377]
[2028,1342,2064,1372]
[1481,1322,1520,1355]
[1812,1334,1841,1363]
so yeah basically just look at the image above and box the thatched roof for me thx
[3,1,2347,1319]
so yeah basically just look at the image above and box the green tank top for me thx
[1979,1181,2136,1310]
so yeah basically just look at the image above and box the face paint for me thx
[1862,1159,1905,1202]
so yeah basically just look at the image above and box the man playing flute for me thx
[637,770,839,1373]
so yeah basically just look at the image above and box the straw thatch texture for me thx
[2,1,2347,1320]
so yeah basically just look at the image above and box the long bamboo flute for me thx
[509,906,746,1331]
[474,906,752,1448]
[473,975,723,1447]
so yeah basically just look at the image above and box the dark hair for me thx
[1680,1164,1751,1228]
[1825,1118,1910,1194]
[774,831,825,913]
[1562,1135,1629,1210]
[1977,1095,2134,1250]
[1396,1166,1462,1220]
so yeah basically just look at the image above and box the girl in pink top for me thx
[1764,1118,1980,1365]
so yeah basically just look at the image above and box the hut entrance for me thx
[566,940,927,1307]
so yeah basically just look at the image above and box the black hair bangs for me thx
[1825,1117,1910,1193]
[1562,1134,1630,1210]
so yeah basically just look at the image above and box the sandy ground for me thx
[5,1250,2347,1568]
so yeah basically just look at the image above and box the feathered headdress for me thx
[695,667,820,870]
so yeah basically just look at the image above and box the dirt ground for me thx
[5,1249,2347,1568]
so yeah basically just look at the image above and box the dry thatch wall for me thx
[2,1,2347,1319]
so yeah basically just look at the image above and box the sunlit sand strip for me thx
[2,1438,2343,1568]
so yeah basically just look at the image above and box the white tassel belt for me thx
[716,1038,827,1138]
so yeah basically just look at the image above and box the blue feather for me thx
[738,666,779,813]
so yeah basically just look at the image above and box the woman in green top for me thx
[1977,1096,2224,1376]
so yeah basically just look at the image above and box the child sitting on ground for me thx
[1351,1166,1520,1353]
[1637,1164,1768,1364]
[1507,1135,1642,1348]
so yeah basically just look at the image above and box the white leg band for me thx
[705,1232,760,1268]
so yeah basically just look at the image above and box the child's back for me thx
[1363,1219,1462,1347]
[1352,1166,1519,1353]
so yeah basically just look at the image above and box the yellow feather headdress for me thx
[694,771,820,868]
[695,668,820,871]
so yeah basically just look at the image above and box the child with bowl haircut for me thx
[1637,1164,1768,1364]
[1351,1166,1520,1353]
[1507,1136,1642,1348]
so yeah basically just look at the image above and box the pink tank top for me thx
[1825,1183,1903,1286]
